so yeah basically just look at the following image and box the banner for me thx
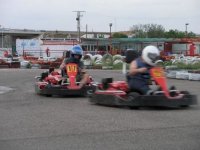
[16,39,41,55]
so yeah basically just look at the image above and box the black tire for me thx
[83,89,93,97]
[127,92,141,109]
[127,92,140,101]
[169,86,177,97]
[180,91,190,108]
[84,86,97,97]
[169,86,176,90]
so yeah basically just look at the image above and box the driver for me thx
[127,45,160,95]
[60,45,89,88]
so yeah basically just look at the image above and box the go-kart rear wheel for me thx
[180,91,190,108]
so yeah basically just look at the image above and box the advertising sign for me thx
[16,39,41,55]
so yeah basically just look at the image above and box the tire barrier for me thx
[175,71,190,80]
[112,54,124,70]
[82,54,93,66]
[20,61,31,69]
[166,70,200,81]
[31,64,41,69]
[93,54,103,66]
[101,53,113,69]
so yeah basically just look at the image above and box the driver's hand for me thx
[59,63,65,69]
[138,67,147,73]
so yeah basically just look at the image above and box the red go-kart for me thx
[89,67,197,108]
[35,63,96,97]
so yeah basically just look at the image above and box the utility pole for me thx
[109,23,112,54]
[73,11,85,43]
[185,23,189,37]
[86,24,88,39]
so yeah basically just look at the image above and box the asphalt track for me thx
[0,69,200,150]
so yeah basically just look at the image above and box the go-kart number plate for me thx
[151,68,164,78]
[66,63,78,77]
[66,64,78,73]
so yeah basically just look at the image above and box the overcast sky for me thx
[0,0,199,34]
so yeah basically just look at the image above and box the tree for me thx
[187,32,196,38]
[164,29,196,38]
[112,32,128,38]
[130,24,196,38]
[130,24,165,38]
[148,24,165,38]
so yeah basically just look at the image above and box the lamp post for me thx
[73,11,85,43]
[185,23,189,36]
[109,23,112,54]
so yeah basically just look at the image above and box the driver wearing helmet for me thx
[127,45,160,95]
[60,45,89,88]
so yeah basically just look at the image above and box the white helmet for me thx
[142,45,160,66]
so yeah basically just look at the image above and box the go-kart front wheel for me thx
[127,92,140,101]
[127,92,141,109]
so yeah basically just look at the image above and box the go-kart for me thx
[35,63,96,97]
[89,67,197,108]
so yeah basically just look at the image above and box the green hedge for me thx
[164,61,200,70]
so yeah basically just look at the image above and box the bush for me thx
[164,61,200,70]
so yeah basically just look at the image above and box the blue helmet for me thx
[71,45,83,59]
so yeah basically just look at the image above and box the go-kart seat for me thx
[40,71,49,81]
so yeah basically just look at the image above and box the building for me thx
[81,37,200,56]
[0,28,110,57]
[1,28,200,57]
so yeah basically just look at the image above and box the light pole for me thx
[73,11,85,43]
[185,23,189,36]
[109,23,112,54]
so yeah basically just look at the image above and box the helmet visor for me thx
[148,53,160,63]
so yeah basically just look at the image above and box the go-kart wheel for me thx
[169,86,177,97]
[85,85,97,97]
[180,91,190,108]
[127,92,140,101]
[169,86,176,90]
[127,92,140,109]
[84,89,95,97]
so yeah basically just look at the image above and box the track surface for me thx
[0,69,200,150]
